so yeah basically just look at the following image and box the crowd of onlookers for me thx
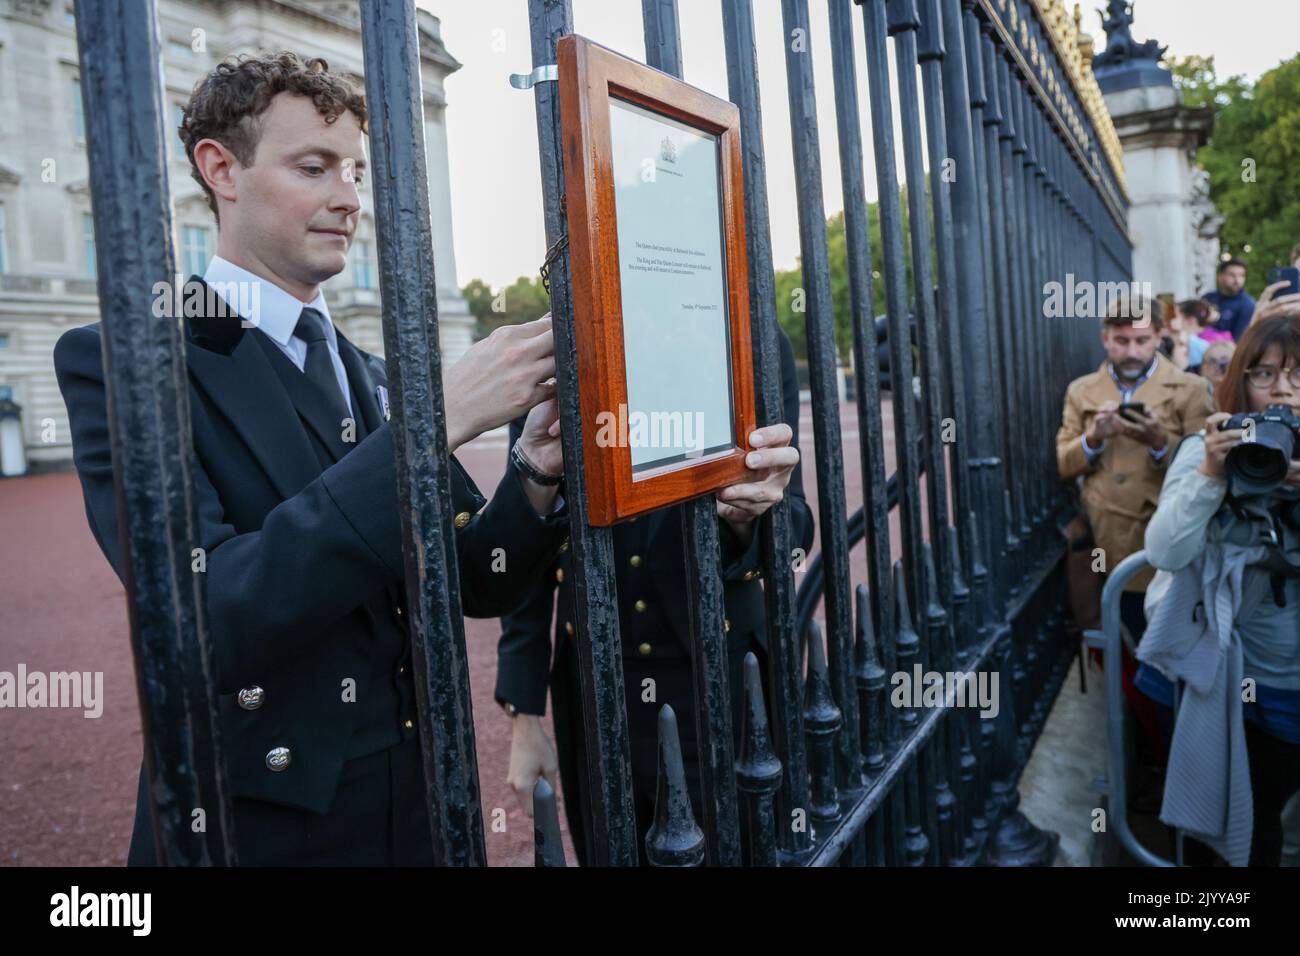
[1057,248,1300,867]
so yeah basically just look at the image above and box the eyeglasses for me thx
[1209,359,1232,373]
[1245,365,1300,389]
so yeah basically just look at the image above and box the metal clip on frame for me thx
[510,64,559,90]
[511,64,566,292]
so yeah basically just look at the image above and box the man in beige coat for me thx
[1057,296,1214,801]
[1057,298,1214,621]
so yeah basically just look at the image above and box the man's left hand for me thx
[1114,410,1167,451]
[716,423,799,543]
[516,396,563,516]
[517,395,563,476]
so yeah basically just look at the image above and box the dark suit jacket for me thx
[494,329,815,716]
[54,276,567,843]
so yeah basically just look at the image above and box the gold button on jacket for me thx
[454,511,472,530]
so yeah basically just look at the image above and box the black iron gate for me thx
[74,0,1130,866]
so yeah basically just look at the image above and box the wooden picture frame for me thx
[558,34,756,526]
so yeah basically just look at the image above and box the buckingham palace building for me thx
[0,0,474,472]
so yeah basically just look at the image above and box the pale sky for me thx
[417,0,1300,292]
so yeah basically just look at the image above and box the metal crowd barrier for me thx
[1085,550,1177,867]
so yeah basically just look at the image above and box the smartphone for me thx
[1267,266,1300,297]
[1117,401,1146,423]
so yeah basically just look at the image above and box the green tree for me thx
[1172,53,1300,295]
[461,275,550,339]
[1170,54,1248,110]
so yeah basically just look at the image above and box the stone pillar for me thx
[1091,1,1221,300]
[1102,84,1216,299]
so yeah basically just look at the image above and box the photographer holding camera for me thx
[1139,314,1300,866]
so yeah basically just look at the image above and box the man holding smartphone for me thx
[1057,297,1214,619]
[1056,296,1214,802]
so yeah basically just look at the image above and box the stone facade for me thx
[0,0,473,470]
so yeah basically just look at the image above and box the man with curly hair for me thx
[55,52,567,865]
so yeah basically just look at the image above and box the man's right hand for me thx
[1086,400,1121,446]
[506,712,559,818]
[443,314,556,452]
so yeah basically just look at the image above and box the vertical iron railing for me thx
[527,0,639,867]
[76,0,1129,866]
[640,0,743,868]
[779,0,859,835]
[358,0,485,866]
[720,0,812,860]
[74,0,234,866]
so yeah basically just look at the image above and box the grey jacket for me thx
[1138,539,1271,866]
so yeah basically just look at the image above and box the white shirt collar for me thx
[202,255,335,349]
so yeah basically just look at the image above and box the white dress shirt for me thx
[203,255,353,416]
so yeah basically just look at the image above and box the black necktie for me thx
[294,307,351,426]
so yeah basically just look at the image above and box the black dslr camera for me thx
[1219,404,1300,496]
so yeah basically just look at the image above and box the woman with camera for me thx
[1138,312,1300,866]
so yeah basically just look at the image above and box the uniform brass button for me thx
[555,568,565,583]
[398,665,406,675]
[237,686,265,711]
[404,719,414,730]
[394,604,403,617]
[565,621,575,636]
[724,618,731,633]
[742,569,760,582]
[629,554,643,568]
[558,538,570,554]
[265,747,291,772]
[638,642,652,657]
[634,599,647,613]
[454,511,472,530]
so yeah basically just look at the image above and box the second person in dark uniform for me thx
[495,329,814,865]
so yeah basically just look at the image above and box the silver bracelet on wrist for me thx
[511,440,563,486]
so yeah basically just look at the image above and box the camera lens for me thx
[1226,417,1296,496]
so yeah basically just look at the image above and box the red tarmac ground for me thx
[0,398,910,866]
